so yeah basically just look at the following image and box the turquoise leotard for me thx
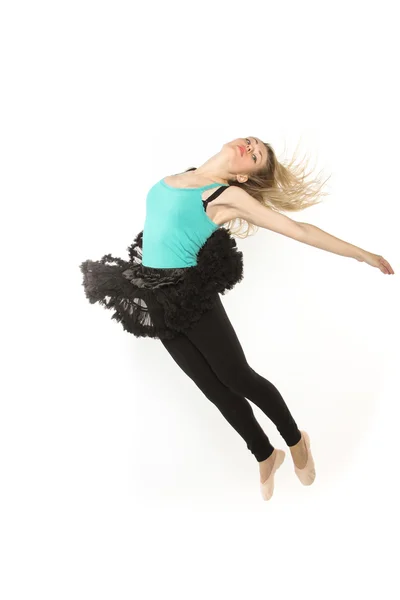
[142,178,229,268]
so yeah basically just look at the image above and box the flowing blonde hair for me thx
[187,139,332,239]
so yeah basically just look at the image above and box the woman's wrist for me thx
[354,248,368,262]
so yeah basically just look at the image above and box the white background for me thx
[1,1,399,598]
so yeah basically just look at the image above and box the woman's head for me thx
[222,137,271,183]
[194,137,270,185]
[191,135,331,238]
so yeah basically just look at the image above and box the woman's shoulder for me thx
[162,172,194,188]
[163,170,214,189]
[162,171,235,204]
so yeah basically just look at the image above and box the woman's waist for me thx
[141,264,191,276]
[121,263,191,289]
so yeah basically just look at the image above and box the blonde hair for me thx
[191,140,332,239]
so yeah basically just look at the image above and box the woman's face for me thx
[223,137,269,175]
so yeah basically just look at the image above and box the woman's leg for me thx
[185,295,302,449]
[159,332,275,462]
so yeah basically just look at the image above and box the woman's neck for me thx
[182,169,228,186]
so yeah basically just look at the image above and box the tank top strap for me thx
[202,184,230,208]
[200,182,228,191]
[184,168,229,193]
[183,167,230,207]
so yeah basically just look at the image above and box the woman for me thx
[80,136,394,501]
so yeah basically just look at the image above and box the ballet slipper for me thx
[259,449,286,501]
[294,430,316,486]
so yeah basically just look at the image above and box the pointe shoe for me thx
[260,449,286,501]
[293,430,316,486]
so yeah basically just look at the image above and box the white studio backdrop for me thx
[1,1,399,599]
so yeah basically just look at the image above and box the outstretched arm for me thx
[298,222,366,260]
[298,223,394,275]
[228,187,395,275]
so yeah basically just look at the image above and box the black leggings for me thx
[154,294,302,462]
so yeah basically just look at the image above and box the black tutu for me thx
[79,228,244,340]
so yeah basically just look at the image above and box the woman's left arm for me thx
[299,222,366,260]
[299,222,395,275]
[226,187,395,275]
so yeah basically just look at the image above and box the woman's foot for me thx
[259,448,286,501]
[259,449,278,483]
[289,432,308,469]
[290,430,316,486]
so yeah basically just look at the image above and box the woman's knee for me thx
[217,362,253,393]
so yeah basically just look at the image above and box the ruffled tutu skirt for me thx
[79,228,244,340]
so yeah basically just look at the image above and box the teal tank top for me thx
[142,178,229,268]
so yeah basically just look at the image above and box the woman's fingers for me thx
[380,257,394,274]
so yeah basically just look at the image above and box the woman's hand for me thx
[357,251,395,274]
